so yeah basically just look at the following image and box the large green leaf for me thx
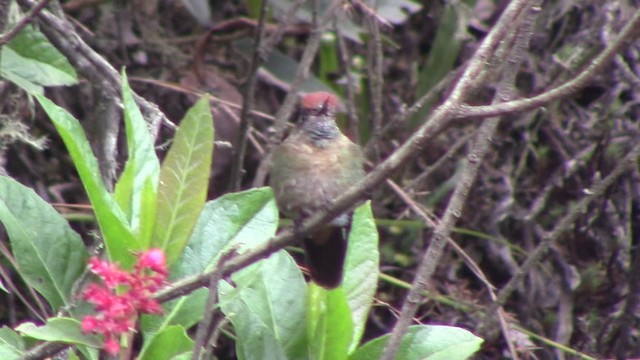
[0,326,24,360]
[0,176,87,310]
[306,285,353,360]
[172,187,278,279]
[219,251,308,360]
[0,25,77,93]
[349,325,483,360]
[138,325,193,360]
[36,95,138,267]
[152,96,214,265]
[114,70,160,246]
[343,201,379,352]
[16,318,102,348]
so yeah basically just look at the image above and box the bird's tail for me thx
[303,225,349,289]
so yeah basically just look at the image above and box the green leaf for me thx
[0,176,87,310]
[307,285,353,360]
[0,326,25,360]
[172,187,278,279]
[219,251,308,360]
[35,95,138,268]
[138,325,193,360]
[114,70,160,245]
[343,201,379,352]
[0,25,77,93]
[152,96,214,265]
[140,288,208,335]
[16,318,102,348]
[349,325,483,360]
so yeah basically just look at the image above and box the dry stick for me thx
[0,242,48,322]
[0,0,51,45]
[386,176,526,357]
[478,141,640,332]
[365,12,384,159]
[228,0,269,191]
[378,1,536,357]
[455,11,640,121]
[335,23,360,142]
[610,170,640,358]
[251,0,337,187]
[191,252,233,360]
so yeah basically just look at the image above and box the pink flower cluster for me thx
[81,249,168,355]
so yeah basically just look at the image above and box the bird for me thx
[270,91,365,289]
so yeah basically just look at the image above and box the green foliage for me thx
[0,25,77,93]
[173,187,279,278]
[152,97,214,266]
[349,325,483,360]
[137,325,193,360]
[307,286,353,360]
[16,319,102,348]
[114,70,160,247]
[0,176,87,310]
[343,202,379,351]
[220,251,308,360]
[141,187,278,348]
[0,326,25,360]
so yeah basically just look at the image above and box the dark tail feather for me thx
[303,226,348,289]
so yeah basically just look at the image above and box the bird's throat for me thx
[303,119,339,146]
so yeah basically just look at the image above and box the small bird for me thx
[270,92,365,289]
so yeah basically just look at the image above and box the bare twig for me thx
[191,251,234,360]
[455,10,640,120]
[228,0,269,191]
[381,1,531,360]
[365,8,384,159]
[335,22,360,141]
[0,0,51,46]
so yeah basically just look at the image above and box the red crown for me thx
[301,91,339,111]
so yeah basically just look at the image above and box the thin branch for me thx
[191,251,233,360]
[455,10,640,120]
[228,0,269,191]
[0,0,51,46]
[335,22,359,141]
[365,7,384,158]
[380,2,540,358]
